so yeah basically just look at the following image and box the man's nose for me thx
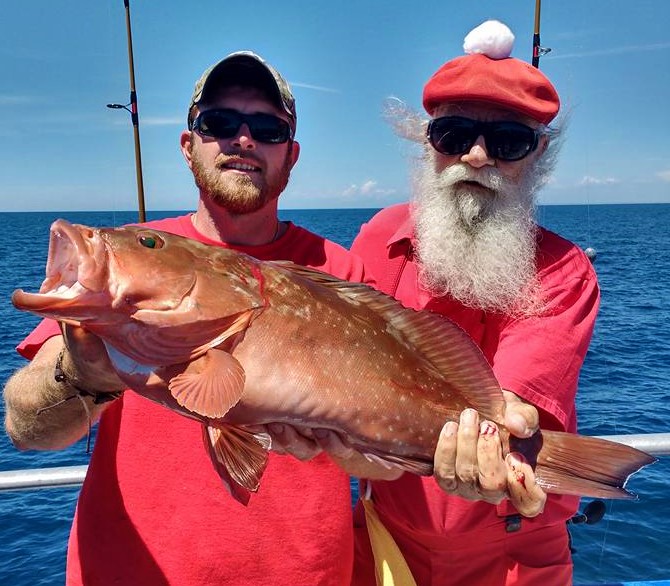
[231,123,256,150]
[460,135,494,168]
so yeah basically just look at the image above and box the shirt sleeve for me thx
[16,318,62,360]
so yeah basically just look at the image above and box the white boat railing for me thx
[0,464,88,491]
[0,433,668,493]
[595,432,670,456]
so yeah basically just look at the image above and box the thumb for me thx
[502,390,539,438]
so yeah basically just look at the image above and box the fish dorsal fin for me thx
[273,262,505,420]
[202,423,272,505]
[375,301,505,420]
[168,349,245,418]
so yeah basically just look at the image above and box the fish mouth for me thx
[11,219,109,316]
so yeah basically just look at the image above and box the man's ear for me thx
[180,131,194,169]
[537,134,549,156]
[290,140,301,169]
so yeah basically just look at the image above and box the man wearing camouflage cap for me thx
[5,50,377,586]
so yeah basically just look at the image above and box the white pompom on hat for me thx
[423,20,559,124]
[463,19,515,59]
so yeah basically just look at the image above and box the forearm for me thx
[3,336,110,450]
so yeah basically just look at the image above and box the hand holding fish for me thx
[433,392,547,518]
[3,327,123,452]
[59,324,127,397]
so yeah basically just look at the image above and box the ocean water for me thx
[0,205,668,585]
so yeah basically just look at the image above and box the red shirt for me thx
[349,203,600,585]
[18,214,370,586]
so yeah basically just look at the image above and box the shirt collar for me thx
[387,212,415,248]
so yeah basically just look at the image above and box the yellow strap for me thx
[362,496,418,586]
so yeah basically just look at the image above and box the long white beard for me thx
[413,160,544,317]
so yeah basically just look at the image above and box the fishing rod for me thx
[106,0,146,223]
[532,2,598,260]
[532,0,552,68]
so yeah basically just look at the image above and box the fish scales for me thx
[232,270,444,447]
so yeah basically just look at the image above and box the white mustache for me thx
[440,164,505,191]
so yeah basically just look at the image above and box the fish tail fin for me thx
[514,430,656,499]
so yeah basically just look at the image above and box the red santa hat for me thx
[422,20,560,124]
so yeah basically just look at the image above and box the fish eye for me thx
[137,233,165,249]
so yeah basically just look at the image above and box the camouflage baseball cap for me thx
[188,51,296,132]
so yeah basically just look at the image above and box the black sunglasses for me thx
[427,116,541,162]
[190,108,293,144]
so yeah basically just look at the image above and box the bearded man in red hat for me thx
[350,20,600,586]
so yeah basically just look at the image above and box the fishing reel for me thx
[567,500,606,554]
[569,500,606,526]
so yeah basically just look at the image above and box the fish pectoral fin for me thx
[168,349,245,418]
[203,424,272,505]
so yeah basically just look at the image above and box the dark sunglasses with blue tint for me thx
[190,108,293,144]
[427,116,541,162]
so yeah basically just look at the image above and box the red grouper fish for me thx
[12,220,655,505]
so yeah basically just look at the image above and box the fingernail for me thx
[506,452,528,488]
[506,452,528,467]
[507,413,531,437]
[442,421,458,437]
[462,409,477,426]
[480,421,497,437]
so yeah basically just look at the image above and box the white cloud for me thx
[112,116,183,127]
[657,170,670,183]
[289,82,340,94]
[141,116,184,127]
[578,175,621,186]
[359,180,378,195]
[342,180,396,198]
[342,184,358,197]
[0,95,36,105]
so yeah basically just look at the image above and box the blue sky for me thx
[1,0,668,211]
